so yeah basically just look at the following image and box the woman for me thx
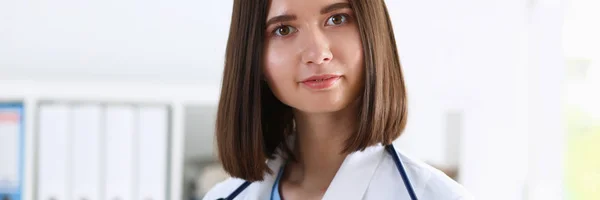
[204,0,472,199]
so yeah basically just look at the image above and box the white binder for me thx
[71,105,102,200]
[37,104,70,200]
[136,106,168,200]
[104,106,135,200]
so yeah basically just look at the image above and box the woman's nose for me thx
[300,28,333,65]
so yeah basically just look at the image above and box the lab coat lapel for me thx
[322,144,386,200]
[243,153,285,200]
[247,136,296,200]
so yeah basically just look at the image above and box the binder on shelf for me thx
[104,106,135,200]
[136,106,169,200]
[37,104,70,200]
[71,105,102,200]
[0,103,24,200]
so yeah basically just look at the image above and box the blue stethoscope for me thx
[218,144,417,200]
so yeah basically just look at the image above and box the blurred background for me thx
[0,0,598,199]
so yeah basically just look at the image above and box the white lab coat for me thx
[202,143,473,200]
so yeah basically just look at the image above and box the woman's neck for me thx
[284,104,358,192]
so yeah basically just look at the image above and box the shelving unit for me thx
[0,80,221,200]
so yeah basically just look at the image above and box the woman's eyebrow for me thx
[266,15,296,27]
[265,2,350,27]
[320,2,351,14]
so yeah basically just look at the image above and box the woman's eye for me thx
[274,25,297,36]
[326,14,347,26]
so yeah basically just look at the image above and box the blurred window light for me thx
[563,0,600,199]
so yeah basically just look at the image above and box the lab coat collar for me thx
[247,153,285,200]
[322,144,386,200]
[245,144,386,200]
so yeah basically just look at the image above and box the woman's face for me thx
[263,0,364,113]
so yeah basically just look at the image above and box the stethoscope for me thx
[218,144,417,200]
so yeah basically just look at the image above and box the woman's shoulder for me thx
[372,148,474,199]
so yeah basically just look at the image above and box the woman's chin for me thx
[293,100,352,114]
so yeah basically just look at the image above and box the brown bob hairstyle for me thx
[216,0,408,182]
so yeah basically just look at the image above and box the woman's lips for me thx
[300,74,341,90]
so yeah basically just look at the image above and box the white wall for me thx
[526,0,565,199]
[388,0,532,199]
[388,0,564,199]
[0,0,233,85]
